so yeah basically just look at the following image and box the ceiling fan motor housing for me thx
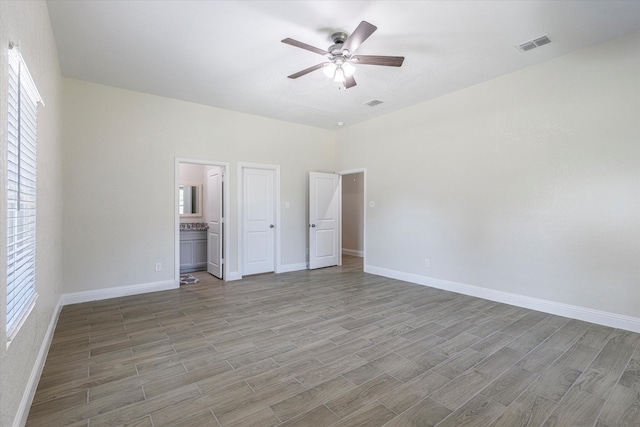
[329,32,348,54]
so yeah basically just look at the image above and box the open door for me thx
[309,172,341,269]
[207,167,223,278]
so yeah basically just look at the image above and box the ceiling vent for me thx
[365,99,383,107]
[517,35,551,52]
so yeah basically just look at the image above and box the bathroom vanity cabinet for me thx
[180,230,207,273]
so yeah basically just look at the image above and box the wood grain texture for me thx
[436,394,506,427]
[382,397,451,427]
[25,256,640,426]
[541,389,605,427]
[490,391,556,427]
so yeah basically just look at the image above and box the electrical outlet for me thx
[424,259,430,268]
[155,263,162,272]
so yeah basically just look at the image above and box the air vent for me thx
[517,35,551,52]
[533,36,551,47]
[518,41,537,52]
[365,99,383,107]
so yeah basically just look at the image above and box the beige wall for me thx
[61,79,335,292]
[337,32,640,319]
[0,1,64,426]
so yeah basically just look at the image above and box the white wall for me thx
[337,32,640,322]
[62,79,335,293]
[342,172,364,256]
[0,1,64,426]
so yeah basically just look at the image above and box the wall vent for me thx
[517,35,551,52]
[365,99,383,107]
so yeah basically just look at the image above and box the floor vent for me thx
[365,99,383,107]
[517,35,551,52]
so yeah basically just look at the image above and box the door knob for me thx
[269,224,275,228]
[310,224,316,228]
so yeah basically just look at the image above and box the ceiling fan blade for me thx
[342,21,377,53]
[344,75,357,89]
[281,38,328,56]
[353,55,405,67]
[287,63,325,79]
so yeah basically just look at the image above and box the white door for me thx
[243,168,275,275]
[207,167,223,278]
[309,172,341,269]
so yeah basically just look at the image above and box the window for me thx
[6,45,42,341]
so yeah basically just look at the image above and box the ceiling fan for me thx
[282,21,404,89]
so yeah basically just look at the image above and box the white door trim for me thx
[338,168,367,266]
[175,158,231,284]
[237,162,281,279]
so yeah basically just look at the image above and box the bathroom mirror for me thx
[179,185,202,216]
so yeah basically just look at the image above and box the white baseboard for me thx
[13,295,64,427]
[365,264,640,333]
[342,248,364,257]
[62,280,177,305]
[277,263,307,274]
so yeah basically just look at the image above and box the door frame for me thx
[175,158,230,284]
[237,162,281,279]
[338,168,367,266]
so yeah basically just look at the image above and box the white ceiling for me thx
[47,1,640,130]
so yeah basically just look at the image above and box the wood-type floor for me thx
[27,256,640,426]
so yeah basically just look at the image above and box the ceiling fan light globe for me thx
[334,67,346,83]
[342,62,356,77]
[323,63,337,78]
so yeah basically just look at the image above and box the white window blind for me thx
[6,45,42,340]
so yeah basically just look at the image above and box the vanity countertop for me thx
[180,223,208,231]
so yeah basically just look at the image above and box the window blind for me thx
[6,45,42,339]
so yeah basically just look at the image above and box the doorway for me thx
[307,169,366,271]
[175,159,230,284]
[340,169,366,271]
